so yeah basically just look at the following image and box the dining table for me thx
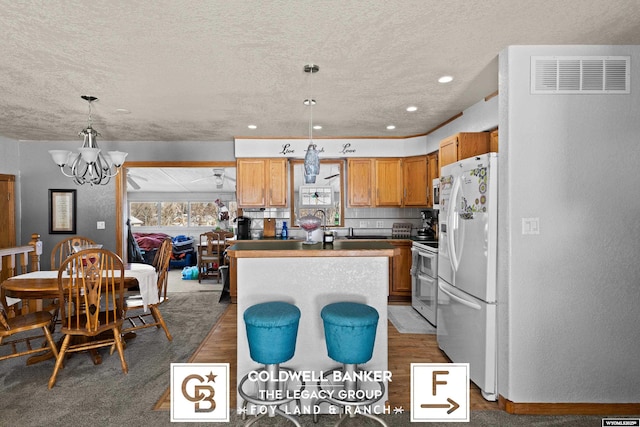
[1,262,158,311]
[0,263,158,365]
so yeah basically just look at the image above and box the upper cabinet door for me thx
[347,159,374,207]
[267,158,287,207]
[237,158,288,207]
[375,158,403,206]
[403,155,428,207]
[439,132,491,175]
[237,159,267,207]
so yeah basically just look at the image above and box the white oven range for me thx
[410,239,438,326]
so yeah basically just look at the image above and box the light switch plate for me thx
[97,221,106,230]
[522,217,540,235]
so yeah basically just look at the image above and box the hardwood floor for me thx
[155,303,499,412]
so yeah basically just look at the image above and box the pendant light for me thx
[303,64,320,184]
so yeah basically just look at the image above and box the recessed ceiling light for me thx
[406,106,418,112]
[438,75,454,83]
[386,125,396,130]
[313,125,322,130]
[248,125,257,129]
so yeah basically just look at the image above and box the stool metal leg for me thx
[313,365,388,427]
[238,365,305,427]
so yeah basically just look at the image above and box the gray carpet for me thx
[388,305,436,334]
[0,290,228,427]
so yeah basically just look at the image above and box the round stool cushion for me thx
[244,301,301,365]
[321,302,379,364]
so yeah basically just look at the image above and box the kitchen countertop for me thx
[227,239,395,258]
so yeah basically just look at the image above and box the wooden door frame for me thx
[115,161,236,261]
[0,174,16,247]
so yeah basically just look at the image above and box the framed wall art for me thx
[49,189,77,234]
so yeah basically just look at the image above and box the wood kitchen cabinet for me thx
[375,158,403,206]
[389,240,412,302]
[490,128,499,152]
[439,132,491,174]
[348,157,428,207]
[403,155,428,207]
[236,158,287,207]
[347,158,374,207]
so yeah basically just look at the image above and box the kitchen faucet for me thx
[314,209,327,231]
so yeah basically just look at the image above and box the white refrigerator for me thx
[437,152,498,401]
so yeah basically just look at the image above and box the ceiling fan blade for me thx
[126,176,141,190]
[190,175,214,183]
[324,173,340,180]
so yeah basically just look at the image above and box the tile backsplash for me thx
[243,207,424,238]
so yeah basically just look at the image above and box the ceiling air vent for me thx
[531,56,630,94]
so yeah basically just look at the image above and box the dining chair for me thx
[48,248,128,389]
[122,237,172,341]
[0,307,58,364]
[50,236,98,270]
[198,231,224,283]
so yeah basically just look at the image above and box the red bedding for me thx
[133,232,172,251]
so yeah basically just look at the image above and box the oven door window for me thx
[417,250,437,277]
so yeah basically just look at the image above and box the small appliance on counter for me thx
[416,209,438,240]
[391,222,412,239]
[235,216,251,240]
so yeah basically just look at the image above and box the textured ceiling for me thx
[1,1,640,142]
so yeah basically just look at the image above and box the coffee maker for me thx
[417,209,438,240]
[235,216,251,240]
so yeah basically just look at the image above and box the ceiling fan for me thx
[323,167,340,184]
[126,170,148,190]
[191,168,236,188]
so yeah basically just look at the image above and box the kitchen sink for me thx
[344,235,388,239]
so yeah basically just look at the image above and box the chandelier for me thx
[303,64,320,184]
[49,96,128,186]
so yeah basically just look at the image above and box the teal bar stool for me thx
[238,301,304,427]
[314,302,387,427]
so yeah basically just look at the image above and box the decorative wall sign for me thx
[49,189,77,234]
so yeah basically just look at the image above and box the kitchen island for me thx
[226,240,395,415]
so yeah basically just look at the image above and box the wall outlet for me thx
[376,221,384,228]
[97,221,106,230]
[359,221,368,228]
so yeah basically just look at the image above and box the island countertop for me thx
[226,240,396,258]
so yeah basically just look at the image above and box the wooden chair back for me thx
[50,236,97,270]
[56,248,125,335]
[49,248,128,388]
[155,237,172,302]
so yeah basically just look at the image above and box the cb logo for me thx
[171,363,229,423]
[182,374,216,412]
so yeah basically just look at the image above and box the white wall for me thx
[426,95,499,152]
[498,45,640,403]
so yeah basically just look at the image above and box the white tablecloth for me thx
[4,263,158,312]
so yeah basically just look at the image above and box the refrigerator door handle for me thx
[447,175,461,272]
[439,282,481,310]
